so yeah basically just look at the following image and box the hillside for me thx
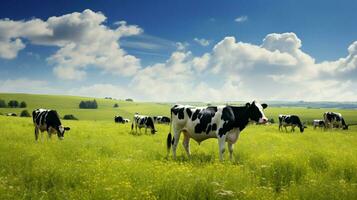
[1,93,357,124]
[0,93,171,121]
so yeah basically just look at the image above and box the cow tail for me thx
[167,109,173,152]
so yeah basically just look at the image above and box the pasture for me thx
[1,93,357,199]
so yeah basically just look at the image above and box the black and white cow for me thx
[114,116,124,123]
[278,114,305,133]
[154,116,171,124]
[323,112,348,130]
[132,114,157,134]
[124,118,130,123]
[32,109,70,141]
[167,101,268,161]
[6,113,17,116]
[313,119,325,130]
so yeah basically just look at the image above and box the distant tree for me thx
[125,98,134,102]
[63,114,78,120]
[0,99,6,108]
[113,103,119,108]
[8,100,19,108]
[79,99,98,109]
[20,110,31,117]
[19,101,27,108]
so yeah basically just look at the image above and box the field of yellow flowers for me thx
[1,116,357,200]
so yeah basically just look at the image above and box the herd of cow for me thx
[30,102,351,160]
[278,111,349,133]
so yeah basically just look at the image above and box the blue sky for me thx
[1,0,357,101]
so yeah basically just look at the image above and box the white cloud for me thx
[175,42,189,51]
[235,16,248,23]
[194,38,210,46]
[126,33,357,101]
[0,9,142,80]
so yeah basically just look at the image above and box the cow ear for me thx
[246,103,251,107]
[262,103,268,109]
[64,127,70,131]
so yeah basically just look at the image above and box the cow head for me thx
[246,101,268,124]
[57,125,70,140]
[343,125,349,130]
[299,125,307,133]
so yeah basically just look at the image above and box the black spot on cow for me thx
[186,108,192,118]
[171,107,179,115]
[212,123,217,131]
[178,108,185,119]
[192,109,200,121]
[194,107,217,134]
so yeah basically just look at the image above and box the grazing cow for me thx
[6,113,17,116]
[132,114,157,134]
[313,120,325,130]
[114,116,124,123]
[323,112,348,130]
[32,109,70,141]
[154,116,171,124]
[167,101,268,161]
[278,114,305,133]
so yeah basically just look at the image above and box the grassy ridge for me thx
[1,116,357,199]
[0,93,170,121]
[1,93,357,124]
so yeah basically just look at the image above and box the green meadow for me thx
[1,93,357,200]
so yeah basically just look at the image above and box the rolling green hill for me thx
[1,93,357,124]
[0,93,171,121]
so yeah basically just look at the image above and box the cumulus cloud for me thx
[235,16,248,23]
[194,38,210,46]
[0,9,142,80]
[126,33,357,101]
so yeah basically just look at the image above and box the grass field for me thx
[1,93,357,199]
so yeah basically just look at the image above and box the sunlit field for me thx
[1,94,357,199]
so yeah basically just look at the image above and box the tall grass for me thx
[1,116,357,199]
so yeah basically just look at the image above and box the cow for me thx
[6,113,17,116]
[278,114,306,133]
[32,109,70,141]
[323,112,348,130]
[154,116,171,124]
[313,119,325,130]
[124,118,130,123]
[131,114,157,134]
[166,101,268,161]
[114,116,124,123]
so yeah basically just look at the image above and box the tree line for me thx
[0,99,27,108]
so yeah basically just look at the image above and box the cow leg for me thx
[34,127,39,141]
[285,126,288,133]
[182,132,191,158]
[228,142,234,160]
[218,137,226,161]
[172,128,182,159]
